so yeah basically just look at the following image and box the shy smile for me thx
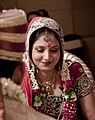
[41,61,52,66]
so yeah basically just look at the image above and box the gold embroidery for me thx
[75,74,93,98]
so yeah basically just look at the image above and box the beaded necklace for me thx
[37,71,57,95]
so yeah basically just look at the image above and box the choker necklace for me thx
[37,71,57,95]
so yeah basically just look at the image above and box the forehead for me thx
[33,34,59,46]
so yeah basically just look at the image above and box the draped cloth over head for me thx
[0,9,27,61]
[25,17,64,67]
[22,17,66,106]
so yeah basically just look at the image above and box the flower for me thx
[60,79,77,101]
[60,79,78,119]
[60,79,75,90]
[0,77,27,105]
[33,90,44,107]
[65,79,74,89]
[34,94,42,107]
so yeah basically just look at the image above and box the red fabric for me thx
[27,17,42,34]
[21,66,32,106]
[0,24,27,33]
[69,62,84,80]
[0,40,25,52]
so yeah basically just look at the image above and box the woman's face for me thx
[32,34,60,72]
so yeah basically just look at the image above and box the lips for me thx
[41,61,52,65]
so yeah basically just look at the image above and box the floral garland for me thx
[0,77,27,105]
[59,63,78,120]
[60,79,77,101]
[30,63,78,120]
[59,79,78,120]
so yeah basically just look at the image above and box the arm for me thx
[12,62,25,84]
[68,61,95,119]
[79,92,95,120]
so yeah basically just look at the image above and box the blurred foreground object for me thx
[0,8,27,120]
[0,9,27,61]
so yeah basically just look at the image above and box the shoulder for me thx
[65,60,84,80]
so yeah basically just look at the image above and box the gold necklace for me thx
[37,71,56,95]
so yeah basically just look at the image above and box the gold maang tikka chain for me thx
[43,31,51,42]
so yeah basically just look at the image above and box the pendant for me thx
[42,84,54,95]
[46,85,51,92]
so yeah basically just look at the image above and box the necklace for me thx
[37,71,57,95]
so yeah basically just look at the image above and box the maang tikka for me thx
[43,31,51,42]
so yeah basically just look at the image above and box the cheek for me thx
[32,50,42,62]
[53,51,60,61]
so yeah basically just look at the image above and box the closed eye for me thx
[35,46,45,53]
[37,49,44,53]
[50,47,59,53]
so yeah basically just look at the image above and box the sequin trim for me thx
[75,73,93,98]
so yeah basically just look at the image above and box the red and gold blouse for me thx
[22,60,93,120]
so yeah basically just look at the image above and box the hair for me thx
[29,27,63,71]
[27,11,41,23]
[37,9,49,17]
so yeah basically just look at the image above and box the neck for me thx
[36,69,55,82]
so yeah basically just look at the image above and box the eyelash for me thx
[37,49,58,53]
[37,49,44,53]
[50,49,58,53]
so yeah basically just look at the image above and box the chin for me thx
[40,67,54,72]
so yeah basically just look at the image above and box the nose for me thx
[43,50,51,60]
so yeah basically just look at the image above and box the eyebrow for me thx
[35,46,45,48]
[35,45,59,48]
